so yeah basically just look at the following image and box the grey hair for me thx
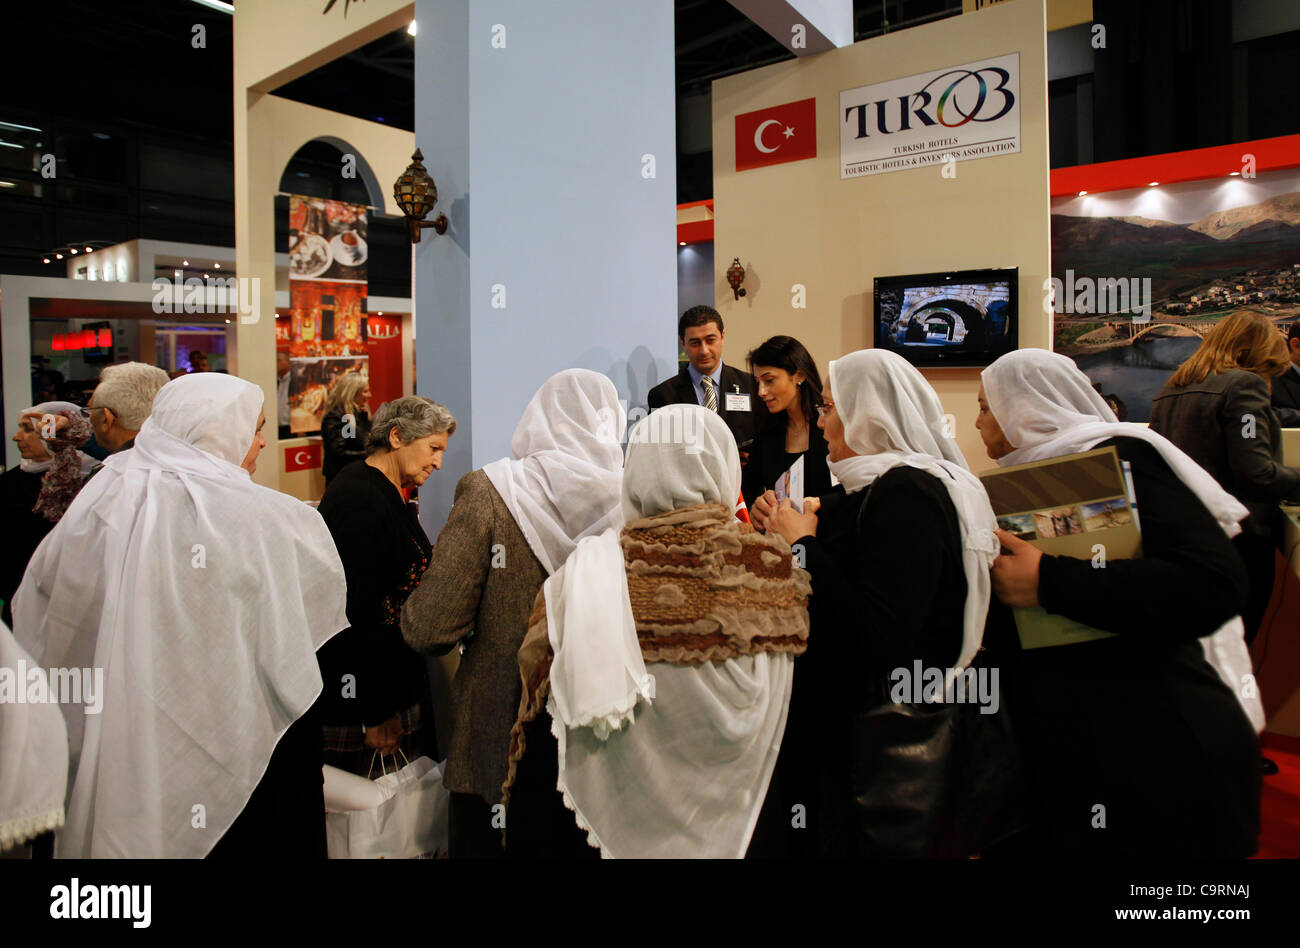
[94,362,171,431]
[366,395,456,454]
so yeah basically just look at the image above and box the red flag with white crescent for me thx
[734,97,817,172]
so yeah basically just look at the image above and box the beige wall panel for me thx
[713,0,1050,471]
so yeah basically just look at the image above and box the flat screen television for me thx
[873,267,1018,367]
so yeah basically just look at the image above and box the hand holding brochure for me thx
[774,455,804,513]
[978,446,1141,649]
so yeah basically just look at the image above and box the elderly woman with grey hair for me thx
[316,395,457,776]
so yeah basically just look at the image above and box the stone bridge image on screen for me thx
[886,283,1012,348]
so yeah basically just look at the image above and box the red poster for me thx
[284,442,322,472]
[734,97,817,172]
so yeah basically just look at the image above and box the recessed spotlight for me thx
[377,311,383,316]
[679,241,687,246]
[1077,190,1088,196]
[84,246,92,252]
[1229,171,1240,176]
[42,257,50,264]
[55,253,63,259]
[1147,181,1159,187]
[213,263,220,269]
[182,260,189,266]
[69,248,77,254]
[203,273,209,279]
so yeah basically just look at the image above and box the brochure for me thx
[978,446,1140,649]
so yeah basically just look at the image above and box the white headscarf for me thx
[17,401,97,477]
[483,369,626,575]
[981,349,1263,730]
[0,619,68,851]
[546,404,795,857]
[981,349,1250,535]
[827,349,999,674]
[13,373,349,857]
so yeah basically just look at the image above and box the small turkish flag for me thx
[285,442,322,472]
[734,97,817,172]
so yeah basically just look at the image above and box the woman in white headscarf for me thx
[977,348,1261,857]
[13,373,348,858]
[765,348,1000,857]
[401,368,626,858]
[0,618,68,856]
[501,403,810,857]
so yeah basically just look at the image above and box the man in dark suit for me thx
[1272,321,1300,427]
[647,305,765,463]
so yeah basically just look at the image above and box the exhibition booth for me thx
[6,0,1297,752]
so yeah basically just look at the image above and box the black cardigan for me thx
[740,412,833,509]
[989,436,1260,857]
[748,466,966,857]
[321,408,371,484]
[315,462,432,728]
[0,467,52,629]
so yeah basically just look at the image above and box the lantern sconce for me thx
[726,257,747,299]
[393,149,449,243]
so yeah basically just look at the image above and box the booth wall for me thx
[414,0,678,534]
[712,0,1051,471]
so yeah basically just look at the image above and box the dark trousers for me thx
[448,792,505,859]
[1232,532,1278,644]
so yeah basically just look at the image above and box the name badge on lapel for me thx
[725,392,752,412]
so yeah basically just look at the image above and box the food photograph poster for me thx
[287,195,370,434]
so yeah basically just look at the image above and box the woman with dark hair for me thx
[742,336,833,526]
[1148,311,1300,644]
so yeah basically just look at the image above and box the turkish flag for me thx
[734,97,817,172]
[284,442,322,472]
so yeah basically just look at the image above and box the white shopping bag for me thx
[324,755,450,859]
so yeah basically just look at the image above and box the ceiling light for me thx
[1147,181,1159,187]
[0,120,41,132]
[55,253,63,259]
[1229,171,1240,176]
[679,241,687,246]
[182,260,189,266]
[42,257,50,264]
[69,248,77,254]
[0,180,14,188]
[1077,190,1087,196]
[0,140,23,149]
[377,311,384,316]
[408,20,418,36]
[85,246,92,252]
[213,263,221,269]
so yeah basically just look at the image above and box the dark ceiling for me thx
[272,0,964,129]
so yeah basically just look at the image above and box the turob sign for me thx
[839,52,1020,179]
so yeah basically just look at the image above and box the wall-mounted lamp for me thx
[393,149,448,243]
[726,257,747,299]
